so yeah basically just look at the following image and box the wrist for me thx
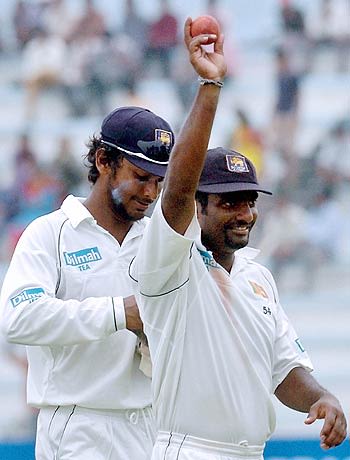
[112,297,126,331]
[198,76,224,88]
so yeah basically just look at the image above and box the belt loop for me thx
[126,409,139,425]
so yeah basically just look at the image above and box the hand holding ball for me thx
[190,15,220,44]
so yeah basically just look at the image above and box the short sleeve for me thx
[272,303,313,391]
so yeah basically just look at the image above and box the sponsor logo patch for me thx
[10,287,45,308]
[226,154,249,173]
[64,246,102,271]
[198,248,220,269]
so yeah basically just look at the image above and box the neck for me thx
[84,190,133,245]
[212,251,235,273]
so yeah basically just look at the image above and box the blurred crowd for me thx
[0,0,349,289]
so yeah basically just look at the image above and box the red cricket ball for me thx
[190,15,220,44]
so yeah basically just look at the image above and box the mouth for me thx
[134,200,151,212]
[227,225,251,236]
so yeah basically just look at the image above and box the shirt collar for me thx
[61,195,95,228]
[230,247,260,276]
[60,195,149,239]
[235,247,260,260]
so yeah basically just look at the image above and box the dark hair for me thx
[195,191,209,213]
[84,136,124,184]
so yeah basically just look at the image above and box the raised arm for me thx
[162,17,227,234]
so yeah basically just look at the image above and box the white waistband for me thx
[156,431,264,457]
[41,405,153,419]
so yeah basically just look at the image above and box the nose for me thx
[235,201,254,222]
[143,179,159,202]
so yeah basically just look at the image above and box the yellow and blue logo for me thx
[226,154,249,173]
[155,129,173,146]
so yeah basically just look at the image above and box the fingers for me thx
[304,408,318,425]
[319,414,347,450]
[305,403,347,449]
[187,34,216,54]
[213,33,225,54]
[183,17,193,47]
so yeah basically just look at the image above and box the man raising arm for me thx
[130,16,347,460]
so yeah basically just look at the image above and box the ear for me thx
[95,148,111,175]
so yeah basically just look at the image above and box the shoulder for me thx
[18,209,69,248]
[26,208,68,232]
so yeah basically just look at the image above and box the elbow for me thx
[1,315,27,344]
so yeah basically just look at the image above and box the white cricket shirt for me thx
[130,199,313,446]
[0,195,152,409]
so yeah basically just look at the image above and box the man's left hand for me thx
[304,393,347,449]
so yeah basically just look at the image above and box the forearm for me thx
[275,366,328,412]
[124,294,143,332]
[161,18,226,234]
[1,294,122,346]
[165,84,221,194]
[162,85,221,234]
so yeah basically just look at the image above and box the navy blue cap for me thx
[198,147,272,195]
[100,106,174,177]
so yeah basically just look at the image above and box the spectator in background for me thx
[21,26,66,119]
[0,134,37,227]
[5,140,62,256]
[278,0,308,75]
[170,43,197,111]
[41,0,77,41]
[315,121,350,186]
[298,119,350,209]
[122,0,148,62]
[271,48,300,183]
[68,0,107,41]
[13,0,45,49]
[52,136,84,198]
[280,0,305,34]
[230,109,265,178]
[62,30,101,117]
[145,0,178,77]
[63,29,142,116]
[257,188,310,288]
[304,187,345,276]
[14,134,37,189]
[306,0,350,73]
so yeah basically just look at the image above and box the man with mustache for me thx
[0,105,174,459]
[130,17,347,460]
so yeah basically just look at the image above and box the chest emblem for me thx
[64,246,102,271]
[249,280,269,299]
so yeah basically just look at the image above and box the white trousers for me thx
[35,405,156,460]
[152,431,264,460]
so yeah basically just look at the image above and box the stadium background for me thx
[0,0,349,458]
